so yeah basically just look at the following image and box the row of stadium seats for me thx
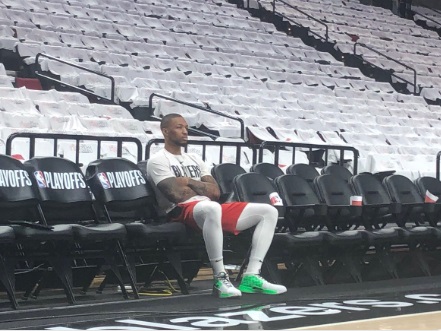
[0,154,205,309]
[259,0,441,99]
[3,150,441,308]
[213,161,441,284]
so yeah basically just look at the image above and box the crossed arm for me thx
[157,175,221,204]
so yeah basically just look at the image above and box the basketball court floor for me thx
[1,268,441,330]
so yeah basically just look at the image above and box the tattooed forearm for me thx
[157,178,197,203]
[188,176,220,201]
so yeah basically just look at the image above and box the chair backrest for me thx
[86,158,156,221]
[24,156,94,224]
[286,163,320,186]
[383,174,423,204]
[415,176,441,203]
[233,172,279,206]
[314,174,354,206]
[350,173,391,205]
[137,160,148,180]
[0,154,39,221]
[274,174,321,205]
[211,163,246,196]
[321,165,352,184]
[250,162,283,180]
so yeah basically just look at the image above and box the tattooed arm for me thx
[187,175,220,201]
[157,177,198,204]
[157,176,220,203]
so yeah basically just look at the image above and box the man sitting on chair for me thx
[147,113,287,298]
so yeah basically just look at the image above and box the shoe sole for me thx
[238,285,286,295]
[213,289,242,299]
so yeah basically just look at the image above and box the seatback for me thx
[383,175,424,204]
[275,174,325,231]
[0,155,39,222]
[314,174,354,206]
[415,176,441,226]
[137,160,148,180]
[250,162,283,180]
[321,165,352,184]
[86,158,156,222]
[415,176,441,203]
[211,163,246,198]
[233,172,283,216]
[314,174,361,230]
[24,157,95,224]
[383,174,424,226]
[286,163,320,187]
[275,174,321,206]
[350,173,392,228]
[351,173,391,205]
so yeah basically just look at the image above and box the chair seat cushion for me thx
[272,232,325,250]
[325,230,366,246]
[362,228,401,245]
[72,223,126,241]
[0,226,15,243]
[400,226,436,242]
[125,222,187,245]
[12,224,74,241]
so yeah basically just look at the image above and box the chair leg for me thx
[165,249,188,295]
[376,246,399,279]
[0,256,18,309]
[115,241,139,299]
[48,256,76,305]
[340,251,363,283]
[410,247,431,276]
[303,255,325,285]
[234,245,251,282]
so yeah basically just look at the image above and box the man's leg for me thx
[192,200,241,298]
[234,203,287,294]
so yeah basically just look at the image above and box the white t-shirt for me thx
[147,149,211,214]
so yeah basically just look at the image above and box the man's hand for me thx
[157,177,198,204]
[157,176,221,204]
[187,175,220,201]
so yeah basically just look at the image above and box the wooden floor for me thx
[296,311,441,330]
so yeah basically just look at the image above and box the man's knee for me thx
[259,203,278,220]
[196,200,222,218]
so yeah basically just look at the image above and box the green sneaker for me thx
[213,272,242,298]
[239,274,287,295]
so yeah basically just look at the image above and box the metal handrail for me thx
[259,141,359,174]
[35,53,116,103]
[353,42,418,95]
[145,138,259,164]
[6,132,143,163]
[413,9,441,28]
[437,151,441,180]
[145,139,359,173]
[272,0,329,42]
[148,93,245,140]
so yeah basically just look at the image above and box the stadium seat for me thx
[232,172,327,285]
[274,174,327,233]
[24,156,138,299]
[0,154,79,306]
[211,163,246,203]
[414,176,441,226]
[321,165,353,184]
[313,174,370,282]
[286,163,320,188]
[383,174,438,275]
[249,162,284,180]
[86,157,199,294]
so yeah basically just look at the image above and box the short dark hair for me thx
[160,113,183,130]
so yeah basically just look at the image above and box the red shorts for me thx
[168,201,248,235]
